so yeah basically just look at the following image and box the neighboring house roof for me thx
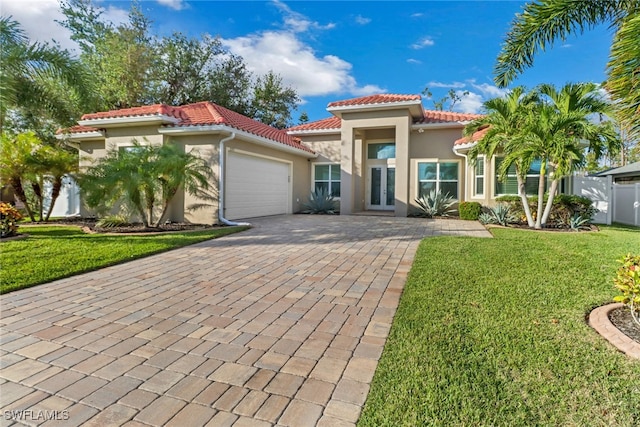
[327,94,421,108]
[60,101,314,155]
[287,117,342,133]
[596,161,640,177]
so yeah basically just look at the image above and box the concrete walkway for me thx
[1,216,490,426]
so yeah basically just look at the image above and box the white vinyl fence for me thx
[572,176,640,226]
[44,176,80,218]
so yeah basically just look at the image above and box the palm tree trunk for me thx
[10,176,35,222]
[541,179,559,226]
[535,161,547,229]
[516,173,535,227]
[31,181,44,221]
[44,177,62,221]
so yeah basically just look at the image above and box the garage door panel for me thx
[226,152,290,220]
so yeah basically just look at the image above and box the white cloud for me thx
[407,58,422,64]
[3,0,128,52]
[411,37,435,49]
[411,13,424,18]
[453,91,484,114]
[355,15,371,25]
[426,81,466,89]
[223,31,383,97]
[156,0,188,11]
[470,82,509,98]
[271,0,335,33]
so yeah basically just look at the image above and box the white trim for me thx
[411,122,467,130]
[366,164,396,211]
[160,124,317,159]
[414,158,462,201]
[452,141,478,151]
[78,115,181,127]
[55,131,105,141]
[311,162,341,199]
[472,155,486,199]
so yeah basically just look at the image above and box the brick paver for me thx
[0,216,490,425]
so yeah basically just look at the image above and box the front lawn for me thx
[360,225,640,426]
[0,225,248,294]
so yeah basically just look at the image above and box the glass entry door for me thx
[368,166,395,210]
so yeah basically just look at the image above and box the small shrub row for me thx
[496,194,596,226]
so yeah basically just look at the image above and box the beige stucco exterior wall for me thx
[74,125,312,224]
[339,109,412,216]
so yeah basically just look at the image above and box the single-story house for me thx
[596,161,640,184]
[59,93,552,224]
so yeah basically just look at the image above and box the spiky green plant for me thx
[414,190,457,218]
[302,189,337,214]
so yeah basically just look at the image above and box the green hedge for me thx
[459,201,482,220]
[496,194,595,225]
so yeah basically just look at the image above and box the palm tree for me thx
[37,146,78,221]
[0,132,40,221]
[527,83,619,227]
[154,142,212,227]
[465,86,538,227]
[0,17,93,132]
[494,0,640,139]
[79,140,213,227]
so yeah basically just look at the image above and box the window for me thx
[474,156,485,197]
[494,157,545,196]
[417,161,459,199]
[367,143,396,159]
[314,164,341,197]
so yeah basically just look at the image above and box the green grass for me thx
[360,225,640,427]
[0,225,248,294]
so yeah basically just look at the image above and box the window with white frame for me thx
[417,161,459,199]
[314,164,341,197]
[474,156,485,197]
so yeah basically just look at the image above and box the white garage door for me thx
[226,152,290,220]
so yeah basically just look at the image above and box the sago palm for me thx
[494,0,640,139]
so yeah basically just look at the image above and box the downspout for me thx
[453,146,469,202]
[218,132,251,227]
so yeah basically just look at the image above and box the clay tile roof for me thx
[287,116,342,132]
[327,94,421,108]
[454,126,489,145]
[81,104,183,120]
[56,125,101,135]
[417,110,483,124]
[169,102,314,154]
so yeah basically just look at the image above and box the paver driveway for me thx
[1,215,490,426]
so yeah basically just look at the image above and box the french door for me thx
[367,165,395,210]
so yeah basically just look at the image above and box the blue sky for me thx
[7,0,614,122]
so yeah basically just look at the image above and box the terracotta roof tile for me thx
[81,104,183,120]
[454,126,489,145]
[418,110,483,124]
[327,94,421,108]
[287,116,342,132]
[75,102,314,154]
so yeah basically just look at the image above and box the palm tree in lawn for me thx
[0,17,93,132]
[0,132,40,221]
[494,0,640,139]
[525,83,620,228]
[36,146,78,221]
[464,86,539,227]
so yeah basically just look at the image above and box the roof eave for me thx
[160,124,317,158]
[55,130,105,141]
[327,100,423,119]
[78,115,181,128]
[287,128,341,136]
[452,141,478,151]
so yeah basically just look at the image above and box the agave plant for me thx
[302,188,338,214]
[569,214,590,232]
[414,190,457,218]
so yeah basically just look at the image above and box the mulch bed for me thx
[608,307,640,344]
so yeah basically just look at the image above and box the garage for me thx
[225,151,291,220]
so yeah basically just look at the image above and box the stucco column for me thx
[394,118,410,217]
[340,123,355,215]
